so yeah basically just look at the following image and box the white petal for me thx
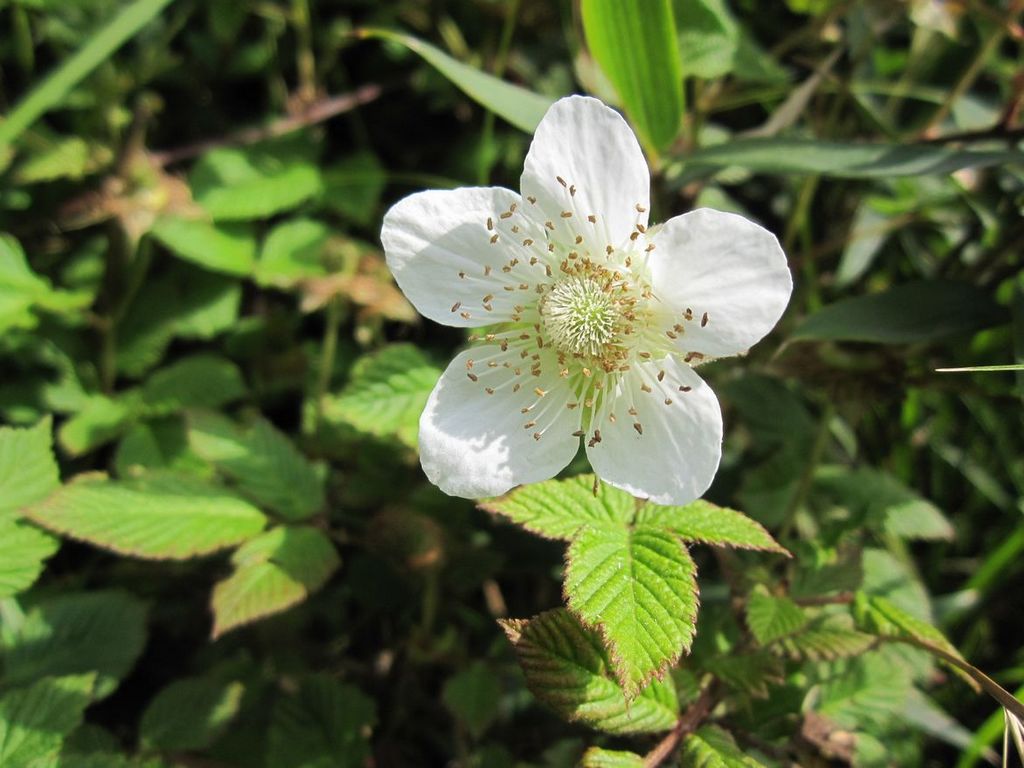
[585,359,721,506]
[419,346,583,499]
[648,208,792,359]
[520,96,649,250]
[381,187,551,327]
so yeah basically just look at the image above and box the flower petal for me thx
[381,187,551,327]
[585,358,721,506]
[648,208,792,359]
[520,95,649,250]
[419,346,583,499]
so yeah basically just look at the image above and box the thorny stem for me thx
[643,683,717,767]
[150,85,381,166]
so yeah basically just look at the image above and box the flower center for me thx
[540,276,619,358]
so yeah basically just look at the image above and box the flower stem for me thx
[643,683,716,767]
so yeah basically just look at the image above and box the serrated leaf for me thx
[581,0,683,153]
[0,519,59,597]
[704,651,783,698]
[852,592,975,690]
[815,467,953,541]
[581,747,645,767]
[0,674,96,768]
[0,417,59,517]
[680,725,767,767]
[442,662,501,739]
[565,525,698,696]
[791,280,1005,344]
[746,587,807,645]
[324,343,441,449]
[266,676,375,768]
[777,627,876,662]
[187,411,325,521]
[151,216,257,277]
[58,395,135,457]
[139,677,244,751]
[139,355,247,417]
[483,474,635,541]
[636,500,788,554]
[25,472,266,559]
[501,608,678,735]
[676,0,740,79]
[2,592,145,699]
[360,29,554,134]
[210,525,339,638]
[815,654,912,729]
[0,234,90,334]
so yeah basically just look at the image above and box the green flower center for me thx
[540,277,620,358]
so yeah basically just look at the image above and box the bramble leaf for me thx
[565,525,698,697]
[25,472,266,559]
[210,526,340,638]
[483,474,634,541]
[139,677,245,751]
[636,500,788,553]
[2,591,146,699]
[187,410,325,521]
[0,519,59,597]
[680,725,767,767]
[581,747,645,767]
[0,674,96,768]
[0,416,59,517]
[324,343,441,449]
[746,587,807,645]
[500,608,678,735]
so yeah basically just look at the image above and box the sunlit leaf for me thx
[139,677,245,751]
[0,416,59,517]
[26,472,266,559]
[746,587,807,645]
[0,519,59,597]
[0,674,96,768]
[500,608,678,735]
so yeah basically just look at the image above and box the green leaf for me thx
[680,726,767,767]
[210,526,340,638]
[0,0,174,147]
[324,343,441,450]
[0,234,89,334]
[814,654,912,730]
[150,216,257,277]
[581,747,645,767]
[256,218,330,288]
[745,587,807,645]
[776,627,877,662]
[675,0,740,79]
[815,467,954,541]
[565,525,698,696]
[0,417,59,517]
[442,662,501,740]
[189,144,323,221]
[0,519,59,597]
[853,593,968,668]
[139,677,245,751]
[187,411,325,521]
[500,608,679,735]
[359,29,555,134]
[25,472,267,559]
[791,281,1005,344]
[0,674,97,768]
[140,355,247,417]
[679,138,1024,179]
[636,500,788,553]
[704,651,784,698]
[482,474,634,541]
[2,591,146,699]
[266,676,376,768]
[58,395,135,457]
[581,0,683,152]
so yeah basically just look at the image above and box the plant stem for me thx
[311,296,343,433]
[778,403,833,540]
[643,683,716,767]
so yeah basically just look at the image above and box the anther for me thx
[657,370,665,382]
[685,352,705,363]
[523,238,534,246]
[575,235,583,244]
[645,244,655,252]
[460,311,471,320]
[533,432,542,441]
[557,176,567,187]
[490,234,499,244]
[635,203,647,213]
[606,245,614,255]
[572,430,585,437]
[482,294,494,303]
[524,421,536,429]
[467,373,478,382]
[451,302,462,313]
[633,423,643,435]
[630,232,639,241]
[679,385,692,392]
[485,387,495,395]
[664,398,672,405]
[701,312,709,327]
[534,388,547,397]
[487,217,494,230]
[484,266,492,276]
[560,211,573,218]
[500,211,512,220]
[527,195,537,204]
[588,215,597,223]
[458,271,466,279]
[636,223,646,233]
[569,185,576,196]
[640,383,652,393]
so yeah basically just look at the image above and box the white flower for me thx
[381,95,792,505]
